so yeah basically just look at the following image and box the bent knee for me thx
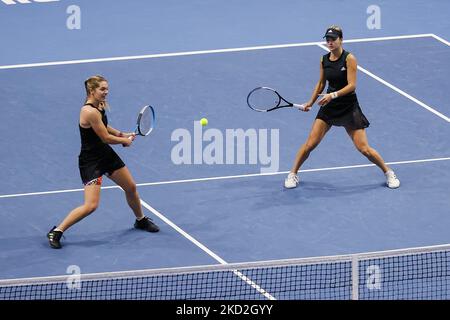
[84,202,99,214]
[357,145,372,157]
[123,183,137,195]
[304,141,319,153]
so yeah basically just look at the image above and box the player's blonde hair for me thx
[84,75,110,109]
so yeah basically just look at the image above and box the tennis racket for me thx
[134,105,155,136]
[246,87,305,112]
[123,105,155,146]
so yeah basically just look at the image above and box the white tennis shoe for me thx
[284,172,299,189]
[385,170,400,189]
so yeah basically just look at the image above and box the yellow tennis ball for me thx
[200,118,208,126]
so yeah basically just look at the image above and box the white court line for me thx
[430,33,450,46]
[316,43,450,123]
[140,199,276,300]
[0,33,436,70]
[1,34,447,122]
[1,156,449,199]
[342,33,434,44]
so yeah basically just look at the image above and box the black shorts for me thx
[316,95,370,130]
[78,146,125,185]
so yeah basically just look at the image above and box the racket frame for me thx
[136,105,155,136]
[246,86,304,112]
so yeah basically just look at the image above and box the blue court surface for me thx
[0,1,449,299]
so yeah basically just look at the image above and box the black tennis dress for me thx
[316,50,370,129]
[78,103,125,184]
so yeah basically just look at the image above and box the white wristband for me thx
[331,92,338,99]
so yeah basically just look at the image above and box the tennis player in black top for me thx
[47,75,159,249]
[284,26,400,189]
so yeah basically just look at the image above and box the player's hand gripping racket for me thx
[247,87,306,112]
[123,105,155,146]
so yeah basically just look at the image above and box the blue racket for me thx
[123,105,155,146]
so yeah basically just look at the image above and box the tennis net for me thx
[1,244,448,300]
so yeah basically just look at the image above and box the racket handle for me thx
[293,103,306,111]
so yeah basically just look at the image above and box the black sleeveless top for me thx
[78,103,125,184]
[322,50,355,97]
[316,50,370,129]
[79,103,110,154]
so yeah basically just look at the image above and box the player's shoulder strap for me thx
[84,103,105,114]
[321,52,331,66]
[342,50,352,67]
[322,50,352,66]
[343,50,351,60]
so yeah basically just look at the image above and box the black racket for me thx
[134,105,155,136]
[247,87,305,112]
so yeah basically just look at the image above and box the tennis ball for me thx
[200,118,208,126]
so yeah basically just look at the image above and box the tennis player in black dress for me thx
[47,75,159,249]
[284,26,400,189]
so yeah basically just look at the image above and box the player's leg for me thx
[108,166,159,232]
[108,167,142,219]
[47,180,102,248]
[346,127,400,188]
[346,127,388,171]
[284,119,331,188]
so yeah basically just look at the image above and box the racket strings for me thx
[248,88,280,111]
[138,107,153,135]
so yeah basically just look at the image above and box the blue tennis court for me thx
[0,1,449,300]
